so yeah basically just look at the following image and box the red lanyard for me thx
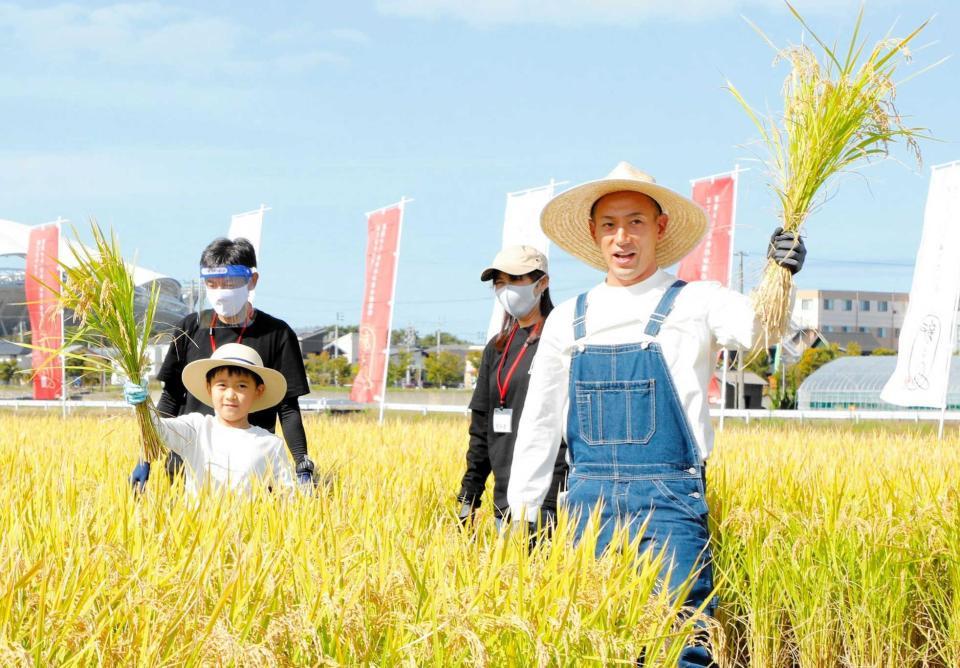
[496,322,539,407]
[209,309,251,352]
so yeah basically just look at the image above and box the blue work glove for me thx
[123,380,149,405]
[130,460,150,493]
[768,227,807,275]
[296,456,316,492]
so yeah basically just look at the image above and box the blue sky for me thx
[2,0,957,341]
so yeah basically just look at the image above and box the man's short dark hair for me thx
[589,192,663,219]
[200,237,257,269]
[205,365,264,388]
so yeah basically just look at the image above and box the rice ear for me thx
[731,5,933,343]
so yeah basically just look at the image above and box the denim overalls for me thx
[565,280,714,662]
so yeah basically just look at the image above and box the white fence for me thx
[2,398,960,423]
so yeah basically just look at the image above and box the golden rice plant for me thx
[52,221,165,460]
[727,2,933,345]
[0,413,705,666]
[1,412,957,665]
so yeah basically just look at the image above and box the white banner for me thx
[485,183,556,342]
[228,205,267,303]
[881,162,960,408]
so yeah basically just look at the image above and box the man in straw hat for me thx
[506,162,805,666]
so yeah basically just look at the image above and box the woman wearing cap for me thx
[506,163,806,667]
[456,245,568,530]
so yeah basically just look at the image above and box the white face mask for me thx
[496,281,542,319]
[206,285,250,318]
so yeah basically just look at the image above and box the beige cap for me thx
[480,245,549,281]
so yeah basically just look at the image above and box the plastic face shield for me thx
[200,265,254,289]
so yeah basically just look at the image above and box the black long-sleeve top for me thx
[156,309,310,464]
[458,324,568,518]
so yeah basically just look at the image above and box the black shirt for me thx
[458,324,568,518]
[156,309,311,462]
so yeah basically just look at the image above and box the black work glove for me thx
[767,227,806,275]
[130,460,150,495]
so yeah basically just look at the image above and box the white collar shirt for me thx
[507,269,757,521]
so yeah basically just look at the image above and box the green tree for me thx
[872,347,896,356]
[387,351,413,386]
[465,350,483,372]
[329,356,355,385]
[305,352,354,387]
[0,360,19,384]
[417,331,468,348]
[790,343,841,387]
[424,351,464,387]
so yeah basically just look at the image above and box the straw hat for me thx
[480,245,548,281]
[540,161,708,270]
[182,343,287,413]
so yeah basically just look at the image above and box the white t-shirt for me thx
[507,270,756,520]
[154,413,295,496]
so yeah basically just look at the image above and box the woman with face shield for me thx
[128,237,316,492]
[456,245,568,530]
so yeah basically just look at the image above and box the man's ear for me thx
[656,214,669,240]
[589,219,598,243]
[248,272,260,290]
[256,384,265,398]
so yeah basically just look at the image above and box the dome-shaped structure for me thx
[797,355,960,410]
[0,219,188,336]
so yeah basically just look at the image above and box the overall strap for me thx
[644,280,687,337]
[572,292,589,340]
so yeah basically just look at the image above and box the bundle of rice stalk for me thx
[728,2,935,346]
[55,221,166,461]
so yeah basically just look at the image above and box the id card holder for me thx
[493,408,513,433]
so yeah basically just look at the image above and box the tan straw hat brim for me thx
[540,162,708,271]
[182,345,288,413]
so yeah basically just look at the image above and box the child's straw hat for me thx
[182,343,287,413]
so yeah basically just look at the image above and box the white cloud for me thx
[376,0,876,27]
[0,2,352,76]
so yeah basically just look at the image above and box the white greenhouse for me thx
[797,355,960,410]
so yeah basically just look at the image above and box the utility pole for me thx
[734,251,746,412]
[333,312,343,358]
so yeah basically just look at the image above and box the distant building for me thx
[298,329,329,357]
[791,289,908,353]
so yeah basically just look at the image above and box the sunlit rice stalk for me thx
[35,221,165,460]
[1,414,958,664]
[727,1,933,346]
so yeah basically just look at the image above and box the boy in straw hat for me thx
[506,162,805,666]
[124,343,296,496]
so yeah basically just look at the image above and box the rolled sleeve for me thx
[706,286,757,350]
[507,314,568,522]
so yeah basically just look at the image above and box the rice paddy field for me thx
[1,412,959,667]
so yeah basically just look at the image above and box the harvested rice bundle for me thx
[56,221,166,461]
[728,2,934,345]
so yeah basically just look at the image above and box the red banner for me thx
[25,224,63,400]
[350,203,403,404]
[678,174,737,286]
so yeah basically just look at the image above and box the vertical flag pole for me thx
[720,349,729,430]
[938,288,960,440]
[56,218,67,418]
[379,197,409,424]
